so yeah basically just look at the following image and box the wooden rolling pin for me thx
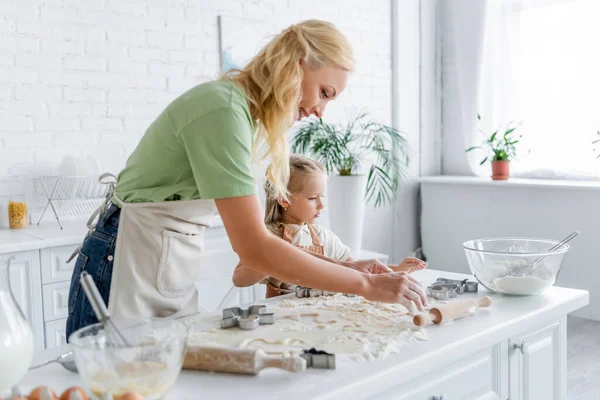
[413,296,492,327]
[183,345,307,375]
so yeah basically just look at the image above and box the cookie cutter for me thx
[427,277,479,300]
[427,285,458,300]
[433,277,479,293]
[300,348,336,369]
[295,287,336,298]
[295,287,356,298]
[220,305,275,330]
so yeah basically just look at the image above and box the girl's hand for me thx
[347,258,393,274]
[362,272,428,311]
[392,257,427,273]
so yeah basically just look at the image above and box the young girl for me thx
[233,154,427,297]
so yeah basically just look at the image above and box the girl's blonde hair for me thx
[222,20,354,201]
[264,154,326,224]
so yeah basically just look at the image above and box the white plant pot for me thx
[326,174,367,255]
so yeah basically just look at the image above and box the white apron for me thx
[73,174,218,325]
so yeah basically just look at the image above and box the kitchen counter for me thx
[16,269,589,400]
[0,216,228,254]
[0,220,89,253]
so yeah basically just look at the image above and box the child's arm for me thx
[343,255,426,274]
[232,262,270,287]
[391,257,428,273]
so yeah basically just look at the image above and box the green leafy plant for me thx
[593,130,600,159]
[466,114,522,165]
[290,110,410,207]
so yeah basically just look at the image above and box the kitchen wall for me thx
[0,0,423,259]
[421,177,600,320]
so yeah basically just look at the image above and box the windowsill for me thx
[418,175,600,191]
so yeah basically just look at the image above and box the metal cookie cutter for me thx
[295,287,336,298]
[433,277,479,294]
[427,277,479,300]
[220,305,275,330]
[295,287,356,298]
[300,348,336,369]
[427,284,458,300]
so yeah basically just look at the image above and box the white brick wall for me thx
[0,0,393,236]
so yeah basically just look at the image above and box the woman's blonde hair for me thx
[264,154,326,224]
[222,20,354,201]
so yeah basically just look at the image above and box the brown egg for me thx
[118,392,144,400]
[28,386,57,400]
[59,387,88,400]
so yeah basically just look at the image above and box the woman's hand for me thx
[392,257,427,273]
[346,258,393,274]
[361,272,428,311]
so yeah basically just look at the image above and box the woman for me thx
[66,20,427,338]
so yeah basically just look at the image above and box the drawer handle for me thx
[514,341,529,355]
[432,394,448,400]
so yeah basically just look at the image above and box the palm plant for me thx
[593,130,600,159]
[290,110,410,207]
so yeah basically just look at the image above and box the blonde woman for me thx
[233,154,428,298]
[66,20,428,338]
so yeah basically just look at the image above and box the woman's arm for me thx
[216,195,427,309]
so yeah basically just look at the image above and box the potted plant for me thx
[290,110,410,253]
[466,115,522,180]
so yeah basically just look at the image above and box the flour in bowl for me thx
[493,275,552,295]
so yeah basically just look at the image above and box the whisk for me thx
[80,271,130,346]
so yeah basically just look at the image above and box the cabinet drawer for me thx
[45,319,68,348]
[509,320,565,400]
[42,281,70,321]
[41,245,78,284]
[381,344,505,400]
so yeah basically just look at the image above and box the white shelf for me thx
[419,175,600,190]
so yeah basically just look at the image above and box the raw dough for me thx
[185,294,429,362]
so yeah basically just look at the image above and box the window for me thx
[480,0,600,179]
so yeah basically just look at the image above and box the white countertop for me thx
[0,216,227,254]
[17,269,589,400]
[0,220,88,254]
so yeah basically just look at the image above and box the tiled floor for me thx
[568,315,600,399]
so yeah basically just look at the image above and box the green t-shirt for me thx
[116,80,257,203]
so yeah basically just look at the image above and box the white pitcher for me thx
[0,256,35,393]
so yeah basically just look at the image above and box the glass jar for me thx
[8,195,28,230]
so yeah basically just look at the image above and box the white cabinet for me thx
[388,344,506,400]
[44,319,68,348]
[509,318,566,400]
[40,245,78,284]
[5,250,44,350]
[1,246,76,351]
[42,281,70,321]
[372,319,567,400]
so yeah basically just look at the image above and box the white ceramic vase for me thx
[326,174,368,255]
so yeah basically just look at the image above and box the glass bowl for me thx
[69,320,188,400]
[463,238,569,296]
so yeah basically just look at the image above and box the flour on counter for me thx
[185,294,429,362]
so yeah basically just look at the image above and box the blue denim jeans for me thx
[66,204,121,341]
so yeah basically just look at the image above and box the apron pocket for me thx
[157,230,204,298]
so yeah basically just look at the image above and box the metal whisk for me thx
[80,271,130,346]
